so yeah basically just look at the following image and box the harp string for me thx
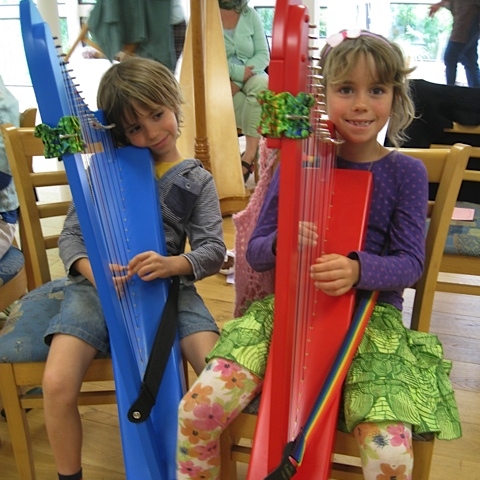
[288,29,338,439]
[60,53,150,369]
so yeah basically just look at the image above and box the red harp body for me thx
[247,2,373,478]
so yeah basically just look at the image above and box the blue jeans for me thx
[444,24,480,87]
[44,279,219,354]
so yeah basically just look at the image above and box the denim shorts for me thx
[44,279,219,354]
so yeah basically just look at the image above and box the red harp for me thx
[247,2,373,478]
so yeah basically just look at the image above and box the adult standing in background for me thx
[88,0,175,71]
[429,0,480,87]
[219,0,270,183]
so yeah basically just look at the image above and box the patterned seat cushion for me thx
[0,277,70,362]
[0,276,112,363]
[0,246,24,286]
[445,202,480,257]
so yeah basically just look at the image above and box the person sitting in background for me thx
[0,75,20,261]
[219,0,270,183]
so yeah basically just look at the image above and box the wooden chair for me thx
[219,144,471,480]
[430,122,480,297]
[0,109,38,313]
[0,124,115,480]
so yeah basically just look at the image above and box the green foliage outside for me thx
[255,6,327,41]
[318,7,327,38]
[255,6,274,38]
[59,17,69,51]
[389,4,452,61]
[254,3,453,63]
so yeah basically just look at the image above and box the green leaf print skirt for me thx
[340,303,461,440]
[207,297,461,441]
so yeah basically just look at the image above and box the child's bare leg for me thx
[180,330,219,375]
[43,334,97,477]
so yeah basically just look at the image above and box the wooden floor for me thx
[1,215,479,479]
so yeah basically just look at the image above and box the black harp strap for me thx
[264,440,298,480]
[128,276,180,423]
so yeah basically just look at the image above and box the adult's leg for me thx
[459,27,480,86]
[444,40,464,85]
[233,74,269,180]
[232,91,255,180]
[240,74,269,168]
[43,334,98,476]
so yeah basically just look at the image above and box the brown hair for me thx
[97,57,184,146]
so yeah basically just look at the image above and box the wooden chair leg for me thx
[220,425,238,480]
[412,437,435,480]
[0,363,37,480]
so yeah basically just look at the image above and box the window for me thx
[252,3,327,48]
[390,2,452,62]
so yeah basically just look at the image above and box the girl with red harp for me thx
[176,4,461,480]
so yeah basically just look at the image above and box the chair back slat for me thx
[402,144,471,331]
[37,201,70,219]
[1,124,71,290]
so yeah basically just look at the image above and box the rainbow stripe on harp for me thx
[20,1,184,478]
[291,290,379,467]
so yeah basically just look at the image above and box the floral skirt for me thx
[340,303,461,440]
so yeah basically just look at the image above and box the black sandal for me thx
[241,159,254,183]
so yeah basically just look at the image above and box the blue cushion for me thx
[0,246,24,286]
[445,202,480,257]
[0,278,70,362]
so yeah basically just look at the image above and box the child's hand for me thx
[299,221,318,248]
[309,253,359,296]
[127,251,172,281]
[109,263,129,296]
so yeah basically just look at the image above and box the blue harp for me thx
[20,1,185,478]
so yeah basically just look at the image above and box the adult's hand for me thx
[428,1,446,17]
[243,65,255,82]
